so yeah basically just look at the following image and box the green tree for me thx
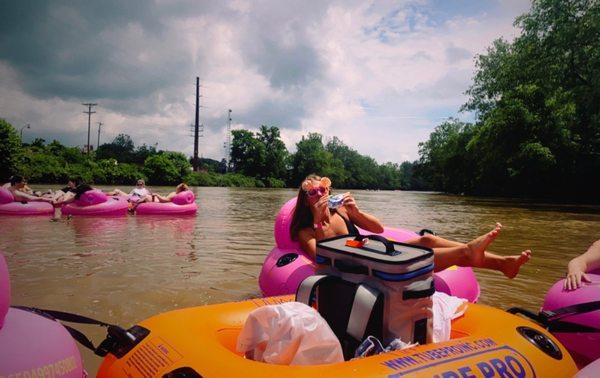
[417,119,476,194]
[257,125,289,183]
[0,119,23,180]
[133,143,158,165]
[96,134,135,162]
[143,152,191,185]
[230,129,266,177]
[411,0,600,200]
[289,133,346,186]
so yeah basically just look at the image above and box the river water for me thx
[1,187,599,373]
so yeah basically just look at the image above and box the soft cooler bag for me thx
[296,234,434,359]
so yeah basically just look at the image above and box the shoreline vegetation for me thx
[1,0,597,202]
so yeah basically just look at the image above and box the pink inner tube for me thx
[0,188,54,216]
[0,201,54,216]
[136,191,198,215]
[0,253,10,329]
[62,195,128,216]
[575,357,600,377]
[75,189,107,206]
[260,197,480,301]
[0,251,85,377]
[0,308,85,377]
[542,273,600,368]
[0,188,14,204]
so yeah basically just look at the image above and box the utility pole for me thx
[193,77,200,171]
[224,109,232,171]
[82,103,97,154]
[97,122,103,150]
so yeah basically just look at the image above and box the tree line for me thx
[0,119,412,189]
[228,126,411,189]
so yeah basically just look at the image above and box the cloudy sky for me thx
[0,0,531,164]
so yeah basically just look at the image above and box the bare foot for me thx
[465,223,502,267]
[501,250,532,279]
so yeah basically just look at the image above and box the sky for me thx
[0,0,531,164]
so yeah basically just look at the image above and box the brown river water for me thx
[1,186,599,374]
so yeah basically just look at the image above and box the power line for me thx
[82,103,97,154]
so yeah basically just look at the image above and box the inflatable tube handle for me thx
[354,234,395,254]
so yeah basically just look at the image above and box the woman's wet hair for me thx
[290,174,322,240]
[10,175,24,185]
[68,177,81,186]
[176,183,189,193]
[74,184,93,199]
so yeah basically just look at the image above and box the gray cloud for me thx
[0,1,197,104]
[445,45,472,64]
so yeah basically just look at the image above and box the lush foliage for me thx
[413,0,599,201]
[228,129,408,189]
[0,118,415,190]
[0,119,23,180]
[229,126,289,186]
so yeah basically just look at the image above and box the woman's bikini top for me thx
[332,209,360,236]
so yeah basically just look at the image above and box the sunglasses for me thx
[306,186,328,197]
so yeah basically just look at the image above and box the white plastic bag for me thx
[432,292,468,343]
[236,302,344,365]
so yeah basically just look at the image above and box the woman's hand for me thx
[311,195,330,224]
[564,260,591,290]
[342,192,359,215]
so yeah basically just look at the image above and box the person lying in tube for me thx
[290,174,531,278]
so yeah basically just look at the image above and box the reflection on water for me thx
[1,187,599,373]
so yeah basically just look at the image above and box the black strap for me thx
[335,210,360,236]
[11,305,134,357]
[13,306,112,326]
[507,302,600,333]
[540,300,600,322]
[547,320,600,333]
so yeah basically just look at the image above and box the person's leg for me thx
[405,233,464,249]
[478,250,532,279]
[433,224,502,271]
[432,228,532,279]
[106,188,127,196]
[131,194,152,211]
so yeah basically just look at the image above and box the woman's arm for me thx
[341,192,384,233]
[299,227,326,261]
[565,239,600,290]
[12,190,52,202]
[54,192,76,206]
[155,192,174,203]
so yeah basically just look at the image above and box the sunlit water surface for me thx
[1,187,598,373]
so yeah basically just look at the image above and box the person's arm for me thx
[341,192,384,233]
[54,193,77,206]
[565,240,600,290]
[299,227,327,261]
[155,192,172,202]
[12,190,52,202]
